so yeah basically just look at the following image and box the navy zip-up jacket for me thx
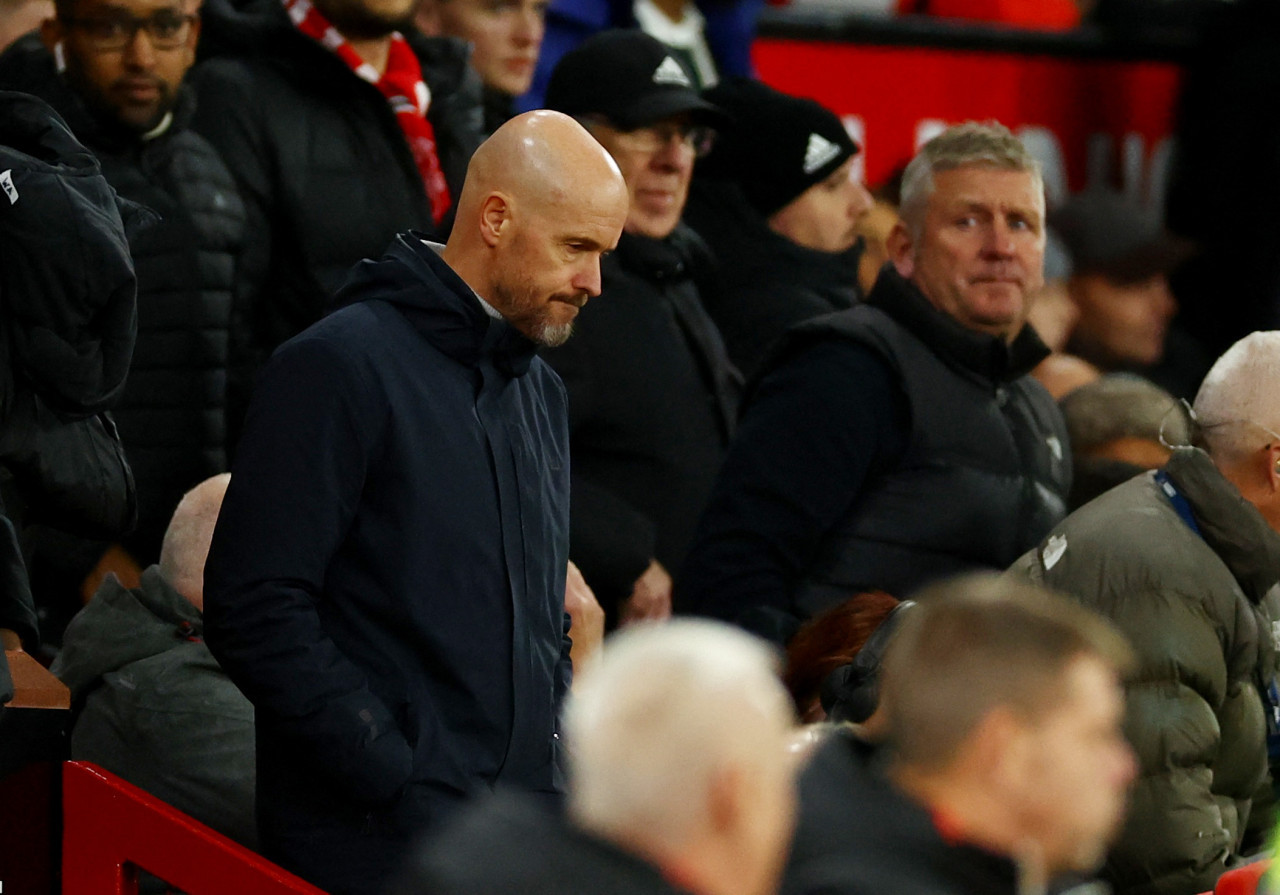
[204,233,571,893]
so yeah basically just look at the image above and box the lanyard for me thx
[1155,469,1203,539]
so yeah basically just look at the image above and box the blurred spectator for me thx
[543,31,741,628]
[203,113,627,895]
[685,77,871,380]
[415,0,547,134]
[1011,331,1280,895]
[0,0,52,51]
[855,199,898,296]
[392,619,797,895]
[1059,374,1188,509]
[0,90,141,669]
[784,574,1136,895]
[678,122,1070,644]
[0,0,245,570]
[522,0,762,110]
[781,590,898,723]
[52,474,256,848]
[1051,188,1206,399]
[189,0,484,444]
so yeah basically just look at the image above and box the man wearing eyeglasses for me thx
[541,30,741,630]
[0,0,246,574]
[1009,331,1280,895]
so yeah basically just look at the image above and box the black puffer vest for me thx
[776,269,1070,611]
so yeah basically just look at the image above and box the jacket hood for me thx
[0,90,145,418]
[1166,446,1280,604]
[197,0,294,55]
[332,232,539,376]
[52,567,203,701]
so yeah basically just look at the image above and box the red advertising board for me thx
[753,37,1183,204]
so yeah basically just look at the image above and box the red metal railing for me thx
[61,762,326,895]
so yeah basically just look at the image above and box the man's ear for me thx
[478,193,511,248]
[886,219,915,279]
[40,17,65,55]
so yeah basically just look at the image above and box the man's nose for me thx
[514,6,543,44]
[122,25,158,66]
[576,259,603,298]
[982,221,1016,257]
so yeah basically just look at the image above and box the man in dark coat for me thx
[0,90,141,667]
[542,30,741,626]
[0,0,245,566]
[203,111,629,895]
[678,122,1072,644]
[188,0,485,439]
[392,620,797,895]
[685,77,872,380]
[784,575,1136,895]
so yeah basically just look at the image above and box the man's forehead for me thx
[70,0,192,15]
[931,166,1043,207]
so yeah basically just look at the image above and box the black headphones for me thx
[820,599,916,724]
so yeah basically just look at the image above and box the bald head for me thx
[159,473,231,612]
[443,111,628,346]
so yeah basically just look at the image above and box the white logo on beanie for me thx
[803,133,841,175]
[0,170,16,205]
[652,56,692,87]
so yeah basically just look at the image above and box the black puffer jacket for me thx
[0,38,246,562]
[0,91,142,651]
[190,0,484,437]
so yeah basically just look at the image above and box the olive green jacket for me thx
[1009,447,1280,895]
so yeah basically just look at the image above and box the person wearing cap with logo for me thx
[1050,188,1207,400]
[1009,331,1280,895]
[678,122,1071,645]
[541,30,741,630]
[684,77,872,380]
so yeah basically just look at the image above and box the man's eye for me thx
[152,15,185,36]
[90,18,129,38]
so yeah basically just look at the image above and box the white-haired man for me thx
[1010,331,1280,895]
[392,619,798,895]
[679,121,1071,643]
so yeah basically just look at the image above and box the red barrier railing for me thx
[61,761,326,895]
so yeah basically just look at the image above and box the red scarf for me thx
[285,0,452,224]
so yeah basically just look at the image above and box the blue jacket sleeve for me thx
[675,340,907,642]
[203,333,414,806]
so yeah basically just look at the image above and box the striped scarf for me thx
[284,0,453,224]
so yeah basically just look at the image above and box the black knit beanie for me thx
[701,77,859,217]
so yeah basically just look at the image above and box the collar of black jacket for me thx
[332,231,538,377]
[867,266,1049,384]
[613,224,711,284]
[1163,446,1280,604]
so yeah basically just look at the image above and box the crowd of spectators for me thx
[2,2,1280,895]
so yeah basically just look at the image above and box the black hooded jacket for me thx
[204,233,571,895]
[0,36,246,562]
[0,91,141,660]
[684,179,861,381]
[189,0,484,438]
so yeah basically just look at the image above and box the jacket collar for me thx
[868,266,1049,384]
[333,233,538,378]
[1164,446,1280,604]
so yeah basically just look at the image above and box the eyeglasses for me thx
[592,119,717,158]
[64,10,196,50]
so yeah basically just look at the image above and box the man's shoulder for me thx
[402,793,679,895]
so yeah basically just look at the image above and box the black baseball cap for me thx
[1050,189,1194,283]
[544,30,726,130]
